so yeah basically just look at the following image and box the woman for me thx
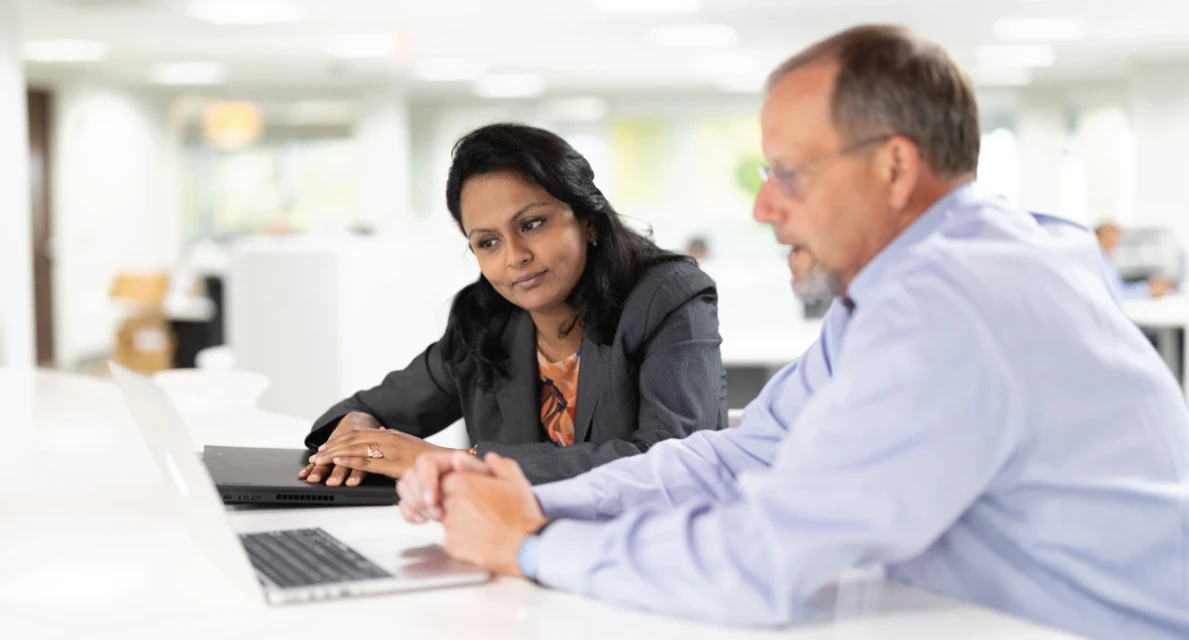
[301,123,727,486]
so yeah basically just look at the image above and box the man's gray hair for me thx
[768,24,980,179]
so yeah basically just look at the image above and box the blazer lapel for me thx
[493,311,542,444]
[573,334,609,445]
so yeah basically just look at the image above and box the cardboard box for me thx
[111,270,175,373]
[112,313,174,373]
[111,271,171,312]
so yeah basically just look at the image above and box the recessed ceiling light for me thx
[993,17,1089,42]
[413,58,489,82]
[648,24,738,49]
[21,40,107,63]
[187,0,305,25]
[473,73,546,99]
[976,44,1056,68]
[322,33,399,59]
[594,0,700,15]
[150,62,226,86]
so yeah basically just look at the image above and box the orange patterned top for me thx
[538,348,581,447]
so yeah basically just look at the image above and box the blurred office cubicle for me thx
[13,0,1189,409]
[1113,226,1184,287]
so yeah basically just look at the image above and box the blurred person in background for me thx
[300,123,728,486]
[685,236,709,261]
[401,25,1189,639]
[1095,221,1175,299]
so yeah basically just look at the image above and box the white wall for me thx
[1079,105,1134,226]
[230,235,477,421]
[0,2,33,368]
[354,87,413,229]
[52,83,178,369]
[987,85,1143,230]
[1132,63,1189,244]
[1016,89,1068,218]
[410,101,530,220]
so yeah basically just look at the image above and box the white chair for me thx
[195,345,235,370]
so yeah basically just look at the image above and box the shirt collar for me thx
[844,181,978,307]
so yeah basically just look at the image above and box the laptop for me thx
[203,445,398,506]
[109,362,490,605]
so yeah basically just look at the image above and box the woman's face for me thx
[459,171,593,315]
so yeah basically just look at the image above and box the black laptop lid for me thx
[202,445,397,506]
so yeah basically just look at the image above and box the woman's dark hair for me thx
[439,122,690,386]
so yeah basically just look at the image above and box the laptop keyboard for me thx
[240,527,392,588]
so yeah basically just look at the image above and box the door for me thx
[27,88,54,367]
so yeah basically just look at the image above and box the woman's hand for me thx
[299,412,385,486]
[306,419,458,484]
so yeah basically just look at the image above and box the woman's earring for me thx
[591,238,598,247]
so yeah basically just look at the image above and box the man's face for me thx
[754,62,898,298]
[1097,225,1121,254]
[788,245,840,304]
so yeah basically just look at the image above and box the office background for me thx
[2,0,1188,422]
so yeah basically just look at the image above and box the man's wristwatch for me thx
[518,521,551,582]
[517,533,542,581]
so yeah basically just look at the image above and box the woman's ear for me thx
[585,218,598,244]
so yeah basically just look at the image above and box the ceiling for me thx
[17,0,1189,97]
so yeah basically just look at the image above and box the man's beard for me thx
[791,262,840,304]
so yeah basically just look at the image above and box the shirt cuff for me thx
[533,478,599,521]
[534,518,607,593]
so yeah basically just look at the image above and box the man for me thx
[387,25,1189,638]
[686,236,710,261]
[1095,221,1175,300]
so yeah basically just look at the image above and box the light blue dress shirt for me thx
[1101,251,1154,301]
[529,184,1189,639]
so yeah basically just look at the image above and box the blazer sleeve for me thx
[480,271,726,484]
[304,341,464,450]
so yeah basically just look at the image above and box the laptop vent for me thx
[275,493,336,502]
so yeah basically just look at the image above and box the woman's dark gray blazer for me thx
[305,260,727,484]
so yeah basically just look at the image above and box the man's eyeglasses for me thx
[757,134,895,198]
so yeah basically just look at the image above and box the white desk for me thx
[0,369,1077,640]
[721,321,822,369]
[719,321,821,408]
[704,261,820,371]
[1123,295,1189,396]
